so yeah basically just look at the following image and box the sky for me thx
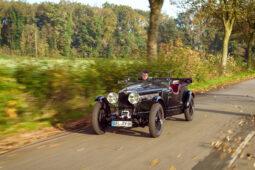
[23,0,179,18]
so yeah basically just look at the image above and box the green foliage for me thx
[0,2,151,58]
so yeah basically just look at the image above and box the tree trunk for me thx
[147,0,163,62]
[35,27,38,58]
[221,19,234,75]
[247,32,254,70]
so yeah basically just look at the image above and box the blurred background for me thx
[0,0,254,137]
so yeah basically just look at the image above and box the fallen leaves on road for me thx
[240,153,244,158]
[37,145,46,149]
[199,158,205,162]
[49,144,59,148]
[238,120,245,126]
[115,146,123,151]
[225,136,231,142]
[81,166,90,170]
[247,156,252,161]
[77,148,85,152]
[253,162,255,168]
[169,165,176,170]
[220,153,226,160]
[7,153,17,157]
[97,145,106,150]
[192,155,198,160]
[214,141,222,149]
[247,153,253,160]
[176,153,182,158]
[227,130,233,134]
[228,147,233,154]
[208,114,255,168]
[167,132,174,135]
[150,159,160,168]
[222,144,227,152]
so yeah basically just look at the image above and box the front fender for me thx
[151,96,165,119]
[152,96,162,103]
[152,96,165,109]
[94,96,110,114]
[95,96,107,102]
[185,91,194,108]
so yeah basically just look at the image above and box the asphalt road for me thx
[1,79,255,170]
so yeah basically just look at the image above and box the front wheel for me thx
[92,102,108,135]
[184,98,194,121]
[149,103,164,138]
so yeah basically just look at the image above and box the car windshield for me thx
[126,72,170,85]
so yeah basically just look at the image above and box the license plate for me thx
[111,121,132,127]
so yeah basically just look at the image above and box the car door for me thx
[167,87,179,107]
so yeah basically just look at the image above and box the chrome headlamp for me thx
[107,92,119,104]
[128,92,140,104]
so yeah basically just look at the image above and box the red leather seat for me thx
[170,84,181,95]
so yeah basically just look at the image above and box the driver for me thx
[140,70,149,80]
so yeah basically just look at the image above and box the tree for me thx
[147,0,164,61]
[237,0,255,70]
[187,0,242,74]
[100,7,117,58]
[158,14,178,44]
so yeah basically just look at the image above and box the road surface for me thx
[1,79,255,170]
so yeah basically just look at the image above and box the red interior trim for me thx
[170,84,181,94]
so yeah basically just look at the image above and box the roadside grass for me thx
[0,121,51,136]
[189,71,255,93]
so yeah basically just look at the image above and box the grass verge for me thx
[189,71,255,93]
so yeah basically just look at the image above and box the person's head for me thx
[141,70,149,80]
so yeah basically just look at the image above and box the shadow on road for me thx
[166,116,186,121]
[71,126,151,138]
[196,108,251,117]
[192,149,230,170]
[64,116,186,138]
[200,93,254,98]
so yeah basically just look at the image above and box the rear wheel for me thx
[184,98,194,121]
[92,102,108,135]
[149,103,164,138]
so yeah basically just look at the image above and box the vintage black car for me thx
[92,72,195,138]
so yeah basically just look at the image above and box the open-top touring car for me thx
[91,72,195,138]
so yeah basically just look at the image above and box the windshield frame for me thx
[126,72,171,86]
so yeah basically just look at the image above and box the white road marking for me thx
[228,131,255,168]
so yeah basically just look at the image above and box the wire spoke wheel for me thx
[149,103,164,138]
[184,98,194,121]
[98,108,107,129]
[155,111,163,131]
[92,102,108,135]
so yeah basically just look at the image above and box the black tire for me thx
[92,102,107,135]
[149,103,164,138]
[184,98,194,121]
